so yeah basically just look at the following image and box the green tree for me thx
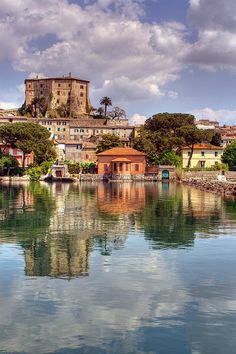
[0,155,19,175]
[95,107,105,119]
[97,134,122,153]
[0,123,56,168]
[222,141,236,170]
[100,97,112,117]
[133,113,196,163]
[211,132,222,147]
[154,151,182,167]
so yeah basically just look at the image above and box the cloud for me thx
[0,101,19,110]
[190,108,236,125]
[0,0,190,105]
[187,0,236,71]
[130,113,147,125]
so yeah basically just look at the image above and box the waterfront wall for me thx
[180,171,236,197]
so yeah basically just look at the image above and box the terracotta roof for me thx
[97,147,146,156]
[111,157,131,162]
[182,143,223,150]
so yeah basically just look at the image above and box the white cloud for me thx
[190,108,236,125]
[0,101,19,110]
[187,0,236,71]
[130,113,147,125]
[0,0,191,105]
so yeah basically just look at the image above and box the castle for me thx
[25,73,91,116]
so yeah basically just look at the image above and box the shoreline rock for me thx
[180,177,236,198]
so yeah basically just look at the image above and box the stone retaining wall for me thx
[181,177,236,197]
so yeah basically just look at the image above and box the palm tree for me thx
[100,96,112,117]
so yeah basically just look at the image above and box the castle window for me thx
[80,92,83,97]
[57,99,60,104]
[58,83,61,87]
[68,83,71,87]
[28,84,31,88]
[80,85,84,89]
[57,91,60,95]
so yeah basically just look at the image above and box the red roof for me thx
[97,147,146,156]
[183,143,223,150]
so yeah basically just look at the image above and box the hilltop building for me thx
[25,73,91,116]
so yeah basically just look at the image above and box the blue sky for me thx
[1,0,236,125]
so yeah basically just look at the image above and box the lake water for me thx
[0,182,236,354]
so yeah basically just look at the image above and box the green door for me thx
[162,170,169,180]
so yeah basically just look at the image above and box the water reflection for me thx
[0,181,231,279]
[1,182,236,353]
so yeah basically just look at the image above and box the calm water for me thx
[0,182,236,354]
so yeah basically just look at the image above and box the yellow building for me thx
[182,143,223,169]
[25,73,90,116]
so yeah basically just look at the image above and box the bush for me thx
[26,166,43,181]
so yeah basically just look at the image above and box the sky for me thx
[1,0,236,125]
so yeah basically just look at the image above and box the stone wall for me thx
[181,178,236,197]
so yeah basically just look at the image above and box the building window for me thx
[57,128,60,131]
[114,163,117,172]
[68,83,71,87]
[201,151,205,157]
[80,92,83,97]
[48,128,51,131]
[119,163,123,172]
[215,151,218,157]
[80,85,84,89]
[57,91,60,95]
[135,164,139,171]
[80,101,83,105]
[80,129,84,133]
[57,99,60,104]
[58,83,61,87]
[40,90,43,95]
[63,128,66,132]
[28,84,31,88]
[126,163,129,171]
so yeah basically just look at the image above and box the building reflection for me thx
[0,181,229,278]
[24,237,90,278]
[97,182,146,214]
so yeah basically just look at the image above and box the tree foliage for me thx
[222,141,236,171]
[0,123,56,167]
[133,112,212,167]
[154,151,182,167]
[107,107,127,120]
[97,134,122,153]
[211,132,222,147]
[100,97,112,117]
